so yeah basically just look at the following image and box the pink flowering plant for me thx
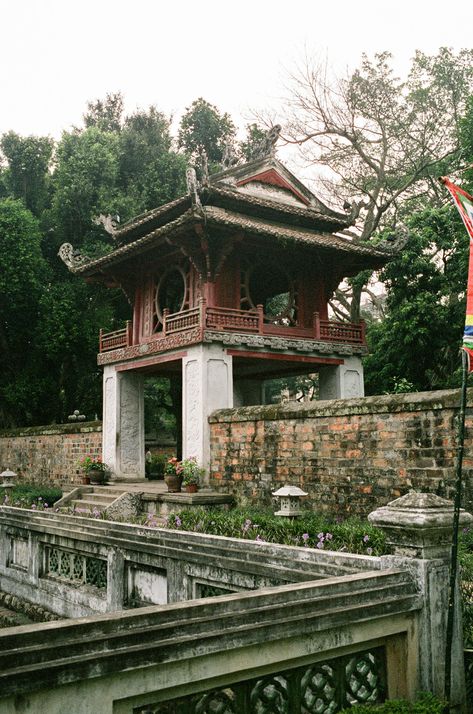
[164,457,183,477]
[164,457,204,486]
[78,455,109,478]
[180,457,205,486]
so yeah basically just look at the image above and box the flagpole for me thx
[444,348,468,707]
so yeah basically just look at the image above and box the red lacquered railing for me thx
[205,305,262,333]
[99,306,366,352]
[99,321,132,352]
[315,312,365,344]
[163,306,200,335]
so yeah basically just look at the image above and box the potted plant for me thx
[78,455,110,485]
[164,457,183,493]
[181,457,205,493]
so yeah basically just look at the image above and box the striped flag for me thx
[441,177,473,369]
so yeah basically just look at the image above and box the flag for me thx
[441,177,473,369]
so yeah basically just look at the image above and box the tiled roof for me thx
[75,205,388,277]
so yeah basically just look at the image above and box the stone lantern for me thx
[272,485,308,517]
[0,468,16,490]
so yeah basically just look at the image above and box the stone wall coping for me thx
[209,387,472,423]
[0,566,419,698]
[0,421,102,438]
[140,492,234,505]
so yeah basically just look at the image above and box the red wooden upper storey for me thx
[61,154,388,364]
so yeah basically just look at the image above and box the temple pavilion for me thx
[60,132,389,480]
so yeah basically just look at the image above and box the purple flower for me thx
[366,547,373,555]
[363,534,370,543]
[255,534,265,543]
[175,516,182,527]
[316,541,324,549]
[302,533,309,543]
[325,533,333,541]
[317,532,324,540]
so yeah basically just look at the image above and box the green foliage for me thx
[178,97,236,165]
[0,484,62,508]
[459,528,473,648]
[338,692,445,713]
[0,132,53,216]
[83,92,124,133]
[164,508,386,555]
[364,204,468,394]
[0,199,52,426]
[52,126,121,243]
[240,123,267,162]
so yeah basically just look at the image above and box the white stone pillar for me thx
[102,366,145,481]
[182,344,233,470]
[318,355,364,400]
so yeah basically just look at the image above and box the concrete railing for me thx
[0,492,469,713]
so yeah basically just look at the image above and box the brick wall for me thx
[0,423,102,487]
[209,389,473,516]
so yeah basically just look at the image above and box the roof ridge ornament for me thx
[58,243,91,271]
[222,142,239,169]
[374,225,409,254]
[93,213,120,238]
[185,166,202,211]
[251,124,282,161]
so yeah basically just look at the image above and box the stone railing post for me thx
[369,491,472,712]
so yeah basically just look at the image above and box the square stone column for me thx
[369,491,473,711]
[102,365,145,481]
[318,355,364,400]
[182,344,233,470]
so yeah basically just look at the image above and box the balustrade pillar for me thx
[369,492,473,711]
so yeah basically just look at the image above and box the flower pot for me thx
[185,484,198,493]
[82,476,91,485]
[87,468,106,485]
[164,473,183,493]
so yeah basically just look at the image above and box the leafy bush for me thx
[164,508,387,555]
[339,692,445,712]
[0,483,62,509]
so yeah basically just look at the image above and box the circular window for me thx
[245,264,295,323]
[155,267,186,323]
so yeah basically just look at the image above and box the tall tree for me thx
[0,199,50,426]
[118,106,186,219]
[285,48,473,320]
[178,98,236,165]
[363,204,468,394]
[0,132,53,216]
[83,92,124,133]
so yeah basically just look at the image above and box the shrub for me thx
[0,483,62,509]
[164,508,387,555]
[339,692,445,712]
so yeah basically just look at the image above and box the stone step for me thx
[80,493,118,504]
[69,501,98,513]
[77,499,113,509]
[91,486,128,496]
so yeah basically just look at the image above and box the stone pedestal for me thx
[369,491,473,711]
[319,355,364,400]
[102,366,145,481]
[182,344,233,469]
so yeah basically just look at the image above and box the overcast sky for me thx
[1,0,473,140]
